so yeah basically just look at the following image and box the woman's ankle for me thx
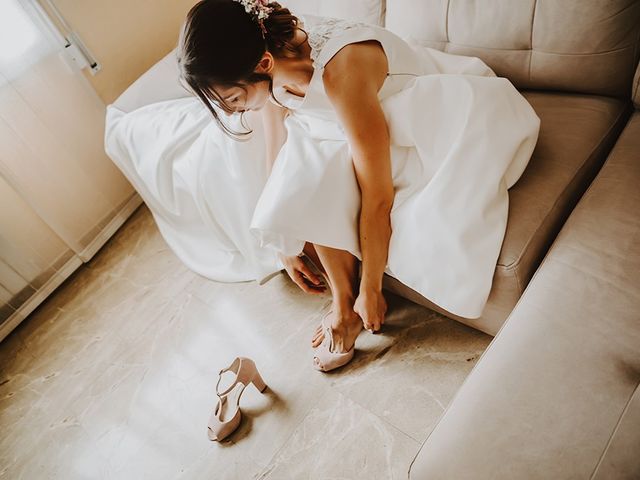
[329,306,360,327]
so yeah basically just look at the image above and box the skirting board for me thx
[78,193,144,262]
[0,193,143,343]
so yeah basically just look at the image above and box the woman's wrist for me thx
[359,267,383,292]
[359,279,382,294]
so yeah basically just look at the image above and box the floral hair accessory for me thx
[234,0,273,38]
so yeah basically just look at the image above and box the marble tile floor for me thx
[0,205,491,480]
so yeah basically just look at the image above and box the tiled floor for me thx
[0,205,491,479]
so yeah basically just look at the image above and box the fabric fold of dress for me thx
[105,99,282,282]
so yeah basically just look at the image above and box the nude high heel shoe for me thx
[312,310,356,372]
[313,324,355,372]
[207,357,268,442]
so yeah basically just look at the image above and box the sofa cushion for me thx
[112,50,189,114]
[408,112,640,479]
[592,385,640,479]
[384,92,631,335]
[385,0,640,98]
[285,0,385,26]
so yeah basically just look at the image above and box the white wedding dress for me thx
[249,15,540,318]
[105,14,539,320]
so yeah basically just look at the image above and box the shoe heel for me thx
[251,370,268,393]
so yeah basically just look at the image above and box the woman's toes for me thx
[311,324,325,346]
[311,333,324,348]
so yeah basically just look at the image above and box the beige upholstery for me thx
[385,92,631,335]
[286,0,386,26]
[409,112,640,479]
[385,0,640,97]
[112,50,189,114]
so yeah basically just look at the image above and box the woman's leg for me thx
[302,242,327,276]
[307,243,363,353]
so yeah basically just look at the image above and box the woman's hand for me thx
[353,288,387,332]
[279,253,326,294]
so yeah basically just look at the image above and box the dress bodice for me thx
[273,15,425,118]
[305,17,371,68]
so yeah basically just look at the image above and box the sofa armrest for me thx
[409,112,640,479]
[110,48,192,114]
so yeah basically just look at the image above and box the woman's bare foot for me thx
[311,310,363,352]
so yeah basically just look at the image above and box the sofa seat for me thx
[384,91,631,335]
[409,112,640,479]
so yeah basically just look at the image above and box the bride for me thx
[177,0,540,371]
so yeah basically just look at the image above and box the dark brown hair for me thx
[177,0,306,138]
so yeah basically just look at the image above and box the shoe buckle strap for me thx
[216,371,238,397]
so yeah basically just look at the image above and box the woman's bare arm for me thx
[261,98,289,174]
[323,40,393,331]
